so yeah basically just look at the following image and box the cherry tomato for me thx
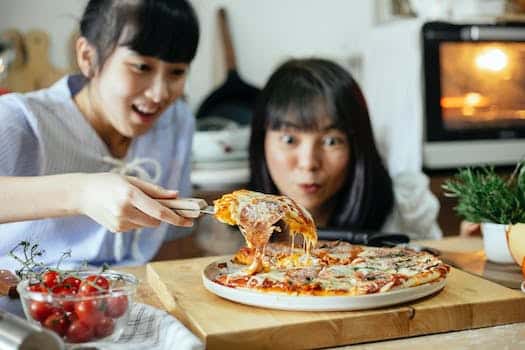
[52,286,76,312]
[62,276,81,293]
[79,275,109,295]
[51,285,75,295]
[43,310,71,337]
[29,301,56,322]
[68,311,78,323]
[94,317,115,338]
[74,299,105,327]
[66,320,94,343]
[42,270,60,289]
[105,295,128,319]
[27,283,48,293]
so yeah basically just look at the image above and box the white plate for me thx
[202,260,447,311]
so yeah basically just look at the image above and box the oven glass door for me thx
[440,42,525,131]
[423,22,525,142]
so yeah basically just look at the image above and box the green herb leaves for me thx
[442,162,525,224]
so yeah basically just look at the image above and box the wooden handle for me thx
[158,198,208,218]
[218,7,236,71]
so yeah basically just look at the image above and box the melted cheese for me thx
[214,190,318,275]
[214,242,449,296]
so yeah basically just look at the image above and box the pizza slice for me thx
[214,190,318,274]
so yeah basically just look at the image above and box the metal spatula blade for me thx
[199,205,216,215]
[158,198,215,218]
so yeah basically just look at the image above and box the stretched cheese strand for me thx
[239,224,279,274]
[214,190,318,275]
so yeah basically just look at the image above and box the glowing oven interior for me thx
[439,42,525,130]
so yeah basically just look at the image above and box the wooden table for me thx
[120,223,525,349]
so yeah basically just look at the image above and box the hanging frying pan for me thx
[196,8,260,126]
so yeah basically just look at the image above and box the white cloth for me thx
[382,172,442,240]
[69,303,204,350]
[363,18,426,176]
[361,20,442,239]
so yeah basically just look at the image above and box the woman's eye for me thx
[133,63,150,72]
[171,68,187,77]
[280,134,295,145]
[322,136,344,147]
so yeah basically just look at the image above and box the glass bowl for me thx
[17,270,138,344]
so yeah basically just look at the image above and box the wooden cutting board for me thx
[147,257,525,350]
[1,29,73,93]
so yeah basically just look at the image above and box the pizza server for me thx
[158,198,215,218]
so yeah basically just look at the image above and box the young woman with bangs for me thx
[249,58,442,240]
[0,0,200,270]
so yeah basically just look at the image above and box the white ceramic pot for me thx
[481,222,515,264]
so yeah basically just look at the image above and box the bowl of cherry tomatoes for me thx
[17,269,138,344]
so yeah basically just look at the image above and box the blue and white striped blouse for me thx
[0,75,195,271]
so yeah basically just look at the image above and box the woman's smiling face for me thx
[90,47,189,137]
[264,116,350,219]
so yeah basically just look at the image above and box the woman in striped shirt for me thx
[0,0,200,273]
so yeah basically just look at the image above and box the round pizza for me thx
[211,190,449,297]
[212,241,449,296]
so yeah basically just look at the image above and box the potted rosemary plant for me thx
[442,162,525,263]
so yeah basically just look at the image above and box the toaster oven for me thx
[422,21,525,169]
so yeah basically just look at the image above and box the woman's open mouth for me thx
[132,104,158,123]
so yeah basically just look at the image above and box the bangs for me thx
[118,1,199,63]
[266,91,344,132]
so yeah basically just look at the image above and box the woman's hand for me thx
[460,221,481,237]
[76,173,193,232]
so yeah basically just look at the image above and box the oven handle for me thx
[462,26,525,41]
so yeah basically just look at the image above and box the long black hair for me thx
[79,0,199,68]
[249,58,393,230]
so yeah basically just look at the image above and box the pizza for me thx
[211,190,449,296]
[213,190,317,274]
[212,241,449,296]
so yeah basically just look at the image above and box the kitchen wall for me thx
[0,0,375,111]
[189,0,375,111]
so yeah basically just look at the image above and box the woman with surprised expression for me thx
[264,116,350,228]
[0,0,200,273]
[250,58,441,240]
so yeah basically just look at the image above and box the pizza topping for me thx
[213,241,449,296]
[285,267,321,284]
[214,190,318,275]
